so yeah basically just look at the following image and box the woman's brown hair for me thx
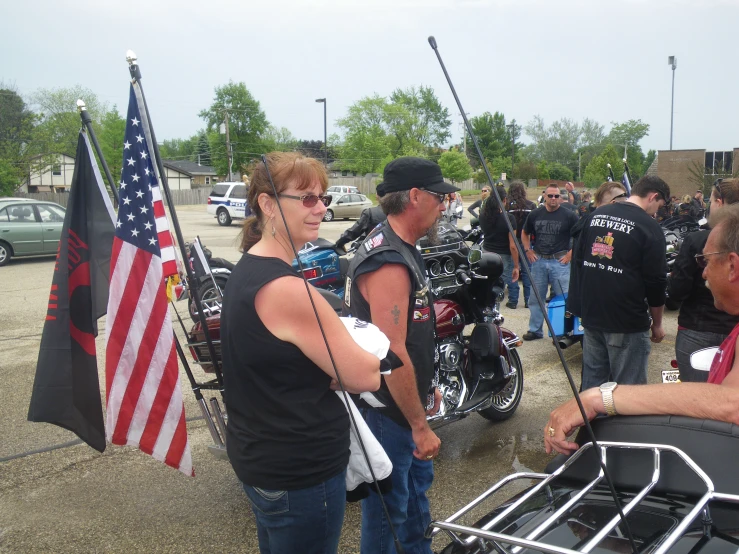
[239,152,328,252]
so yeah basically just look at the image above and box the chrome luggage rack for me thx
[429,441,739,554]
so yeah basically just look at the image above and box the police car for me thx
[206,182,248,226]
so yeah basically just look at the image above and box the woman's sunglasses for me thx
[279,193,332,208]
[695,251,727,268]
[713,179,723,200]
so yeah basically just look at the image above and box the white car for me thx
[323,193,373,222]
[326,185,359,196]
[206,182,248,226]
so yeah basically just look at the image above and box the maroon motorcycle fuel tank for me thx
[434,299,465,339]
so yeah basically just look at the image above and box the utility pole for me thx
[507,122,516,177]
[220,110,233,181]
[578,152,581,181]
[460,112,470,156]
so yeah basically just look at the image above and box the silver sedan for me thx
[323,193,373,222]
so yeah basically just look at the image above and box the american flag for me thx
[105,84,193,475]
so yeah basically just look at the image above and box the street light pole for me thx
[315,98,327,166]
[668,56,677,150]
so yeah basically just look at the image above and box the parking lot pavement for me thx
[0,204,679,552]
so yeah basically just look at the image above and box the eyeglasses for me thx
[547,194,560,199]
[481,189,491,194]
[695,251,728,268]
[656,191,668,204]
[713,179,723,200]
[419,189,446,203]
[279,193,332,208]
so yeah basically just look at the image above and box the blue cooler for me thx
[547,294,568,337]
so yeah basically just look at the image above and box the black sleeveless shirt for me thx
[221,253,349,490]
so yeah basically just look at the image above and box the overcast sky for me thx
[4,0,737,154]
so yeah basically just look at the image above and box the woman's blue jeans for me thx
[242,468,347,554]
[675,328,727,383]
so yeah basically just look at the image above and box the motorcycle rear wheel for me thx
[478,349,523,421]
[188,278,227,322]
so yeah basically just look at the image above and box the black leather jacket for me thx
[667,229,739,334]
[335,206,387,249]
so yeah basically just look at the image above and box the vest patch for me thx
[344,276,352,308]
[364,232,385,252]
[413,307,431,322]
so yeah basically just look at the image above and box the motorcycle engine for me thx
[438,338,464,411]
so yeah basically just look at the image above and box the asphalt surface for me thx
[0,203,679,553]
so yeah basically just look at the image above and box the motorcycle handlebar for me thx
[456,268,472,285]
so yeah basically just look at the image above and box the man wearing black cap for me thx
[343,157,458,554]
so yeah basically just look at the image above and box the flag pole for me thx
[77,100,119,204]
[125,51,224,390]
[607,163,615,182]
[623,158,635,189]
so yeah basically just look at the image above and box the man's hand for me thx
[526,250,539,264]
[544,388,602,455]
[426,387,442,416]
[511,267,520,282]
[559,250,572,265]
[412,425,441,460]
[651,323,665,343]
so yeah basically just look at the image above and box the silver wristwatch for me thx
[599,382,618,416]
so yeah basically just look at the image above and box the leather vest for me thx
[342,221,435,427]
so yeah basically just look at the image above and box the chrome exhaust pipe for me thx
[210,397,228,444]
[198,397,224,447]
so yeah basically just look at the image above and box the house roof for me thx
[646,154,659,176]
[162,160,217,176]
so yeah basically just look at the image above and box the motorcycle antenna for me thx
[260,155,406,554]
[427,36,639,553]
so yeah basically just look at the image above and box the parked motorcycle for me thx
[179,239,233,322]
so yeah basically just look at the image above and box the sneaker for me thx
[523,331,542,341]
[505,301,517,310]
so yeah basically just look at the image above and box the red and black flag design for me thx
[28,130,116,452]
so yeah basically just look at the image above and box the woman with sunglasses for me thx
[220,152,384,553]
[668,178,739,382]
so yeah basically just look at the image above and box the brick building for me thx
[654,148,738,199]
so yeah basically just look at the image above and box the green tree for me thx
[644,149,656,172]
[0,86,37,194]
[262,125,298,152]
[336,95,392,174]
[438,150,472,183]
[489,156,512,181]
[194,132,212,166]
[388,86,451,153]
[548,162,574,181]
[159,136,198,161]
[97,107,126,182]
[0,159,21,196]
[513,160,538,181]
[537,160,550,179]
[583,144,623,187]
[199,82,269,176]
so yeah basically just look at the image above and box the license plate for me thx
[661,369,681,384]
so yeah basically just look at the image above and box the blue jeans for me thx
[361,409,434,554]
[581,328,651,390]
[499,254,515,303]
[675,328,727,383]
[509,258,532,305]
[242,469,347,554]
[528,257,570,337]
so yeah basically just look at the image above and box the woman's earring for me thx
[271,218,276,237]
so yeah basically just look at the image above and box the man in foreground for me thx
[344,157,456,554]
[545,204,739,455]
[576,176,670,389]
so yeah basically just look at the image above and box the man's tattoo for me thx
[391,304,400,325]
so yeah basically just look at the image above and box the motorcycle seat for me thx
[209,257,234,271]
[546,415,739,497]
[310,238,336,250]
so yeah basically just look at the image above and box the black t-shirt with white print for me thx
[577,202,667,333]
[523,205,578,255]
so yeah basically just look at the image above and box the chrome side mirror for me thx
[690,346,719,372]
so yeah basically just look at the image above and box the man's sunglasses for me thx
[547,194,560,199]
[695,251,727,268]
[419,189,446,203]
[279,193,332,208]
[610,192,628,203]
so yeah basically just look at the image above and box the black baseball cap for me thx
[376,157,460,197]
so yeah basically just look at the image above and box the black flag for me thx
[28,130,116,452]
